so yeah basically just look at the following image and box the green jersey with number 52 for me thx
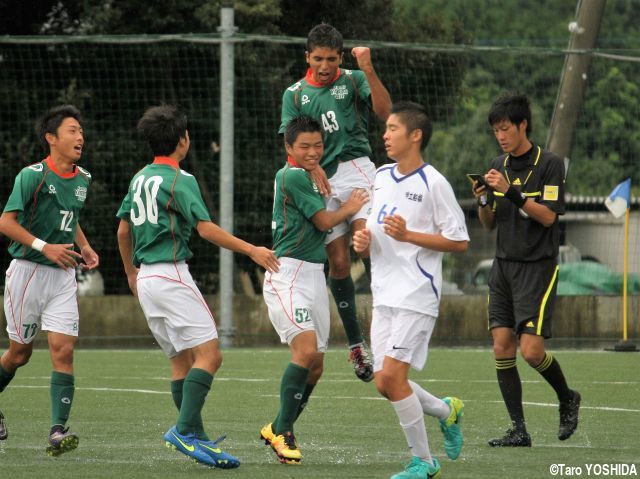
[3,157,91,267]
[116,157,211,266]
[280,68,373,178]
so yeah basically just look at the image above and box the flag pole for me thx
[604,178,637,351]
[608,206,638,351]
[623,207,629,341]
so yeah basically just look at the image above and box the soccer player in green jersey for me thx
[116,105,279,469]
[0,105,99,455]
[260,116,368,464]
[280,23,392,382]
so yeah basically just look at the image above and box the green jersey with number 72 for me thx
[3,156,91,267]
[280,68,373,179]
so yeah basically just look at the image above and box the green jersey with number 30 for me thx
[271,164,327,264]
[116,157,211,266]
[280,68,372,178]
[3,157,91,266]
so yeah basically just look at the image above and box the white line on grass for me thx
[9,385,639,412]
[16,376,640,385]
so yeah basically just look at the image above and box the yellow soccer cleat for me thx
[270,431,302,464]
[260,423,275,445]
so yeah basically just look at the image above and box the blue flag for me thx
[604,178,631,218]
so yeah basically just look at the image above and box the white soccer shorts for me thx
[370,305,436,373]
[137,261,217,357]
[262,257,330,352]
[4,259,79,344]
[325,156,375,244]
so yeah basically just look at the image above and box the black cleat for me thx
[488,428,531,447]
[558,390,581,440]
[348,343,374,382]
[0,410,7,440]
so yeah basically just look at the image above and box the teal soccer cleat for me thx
[439,396,464,460]
[391,456,441,479]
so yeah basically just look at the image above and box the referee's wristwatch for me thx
[477,195,488,208]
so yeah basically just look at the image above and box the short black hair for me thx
[284,116,323,146]
[390,101,433,151]
[307,23,343,54]
[36,104,82,153]
[137,105,187,156]
[488,92,532,135]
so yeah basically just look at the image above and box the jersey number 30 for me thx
[131,175,163,226]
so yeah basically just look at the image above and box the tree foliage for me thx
[1,0,638,293]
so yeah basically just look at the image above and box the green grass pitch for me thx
[0,348,638,478]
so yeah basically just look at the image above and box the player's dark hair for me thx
[391,101,433,151]
[488,92,532,135]
[307,23,343,54]
[36,104,82,154]
[284,116,323,146]
[137,105,188,156]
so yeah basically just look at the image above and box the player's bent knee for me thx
[492,342,515,358]
[521,349,544,367]
[374,377,389,398]
[6,349,32,369]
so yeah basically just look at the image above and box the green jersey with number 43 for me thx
[116,157,211,266]
[280,68,373,178]
[3,157,91,267]
[271,164,327,264]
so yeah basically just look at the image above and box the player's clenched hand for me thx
[353,228,371,254]
[43,243,83,270]
[383,214,409,242]
[310,165,331,196]
[351,47,373,71]
[127,269,139,297]
[249,246,280,273]
[80,244,100,270]
[342,188,369,215]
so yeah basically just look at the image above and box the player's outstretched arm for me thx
[75,224,99,270]
[352,46,392,121]
[116,219,139,296]
[383,214,468,253]
[311,188,369,232]
[0,211,82,270]
[196,221,280,273]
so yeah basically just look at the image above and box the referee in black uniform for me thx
[473,93,581,447]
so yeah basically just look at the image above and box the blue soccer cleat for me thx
[196,434,240,469]
[164,425,217,467]
[391,456,441,479]
[439,396,464,460]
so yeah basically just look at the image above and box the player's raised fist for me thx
[351,47,372,70]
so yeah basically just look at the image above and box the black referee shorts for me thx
[488,257,559,338]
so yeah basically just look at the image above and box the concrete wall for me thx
[2,294,637,348]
